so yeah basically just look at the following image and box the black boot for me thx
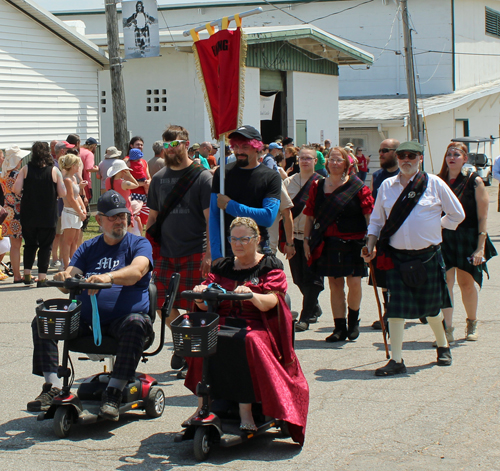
[325,318,347,342]
[347,308,360,340]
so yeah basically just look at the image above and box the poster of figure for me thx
[122,0,160,59]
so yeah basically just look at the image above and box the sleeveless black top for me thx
[455,172,479,230]
[20,163,58,228]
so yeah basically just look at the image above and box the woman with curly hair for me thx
[14,141,66,286]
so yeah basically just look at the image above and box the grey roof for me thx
[340,79,500,126]
[5,0,108,66]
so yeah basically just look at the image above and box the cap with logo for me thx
[85,137,99,145]
[98,190,130,216]
[228,125,262,141]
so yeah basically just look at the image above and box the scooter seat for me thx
[67,332,155,355]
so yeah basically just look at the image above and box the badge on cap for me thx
[111,192,121,206]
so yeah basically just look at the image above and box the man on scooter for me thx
[28,190,153,421]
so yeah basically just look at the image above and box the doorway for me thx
[260,69,287,143]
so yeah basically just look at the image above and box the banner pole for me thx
[183,7,262,36]
[219,135,226,257]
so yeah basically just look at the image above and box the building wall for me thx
[454,0,500,89]
[0,2,102,148]
[289,71,338,145]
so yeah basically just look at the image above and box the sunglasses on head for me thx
[379,148,396,154]
[397,152,419,160]
[163,140,187,149]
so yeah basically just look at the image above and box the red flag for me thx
[193,27,246,139]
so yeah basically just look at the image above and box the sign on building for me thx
[122,0,160,59]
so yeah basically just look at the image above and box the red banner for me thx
[193,27,246,139]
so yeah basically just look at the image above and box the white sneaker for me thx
[465,319,478,341]
[50,260,62,268]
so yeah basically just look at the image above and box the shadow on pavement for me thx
[117,431,302,469]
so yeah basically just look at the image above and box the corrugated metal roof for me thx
[88,24,373,66]
[4,0,108,66]
[339,79,500,126]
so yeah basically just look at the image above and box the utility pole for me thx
[105,0,128,155]
[400,0,420,142]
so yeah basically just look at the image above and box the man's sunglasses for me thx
[163,140,187,149]
[379,148,396,154]
[397,152,419,160]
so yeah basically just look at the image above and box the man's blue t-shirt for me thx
[70,233,153,325]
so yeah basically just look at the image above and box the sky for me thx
[35,0,245,12]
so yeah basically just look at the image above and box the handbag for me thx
[0,205,7,226]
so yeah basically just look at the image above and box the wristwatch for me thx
[107,273,114,284]
[304,236,311,241]
[478,231,487,236]
[286,242,295,247]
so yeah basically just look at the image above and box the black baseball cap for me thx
[228,125,262,141]
[98,190,130,216]
[85,137,99,145]
[282,137,294,146]
[66,134,80,145]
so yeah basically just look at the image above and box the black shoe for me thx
[170,353,186,370]
[177,363,188,379]
[347,308,360,340]
[27,383,61,412]
[99,387,122,421]
[294,321,309,332]
[372,320,382,330]
[308,315,318,324]
[36,279,49,288]
[375,359,407,376]
[325,318,348,342]
[436,347,452,366]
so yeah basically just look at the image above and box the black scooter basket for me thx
[171,312,219,357]
[36,299,82,340]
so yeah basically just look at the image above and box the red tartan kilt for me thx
[154,253,205,311]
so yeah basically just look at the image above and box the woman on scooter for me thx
[187,217,309,445]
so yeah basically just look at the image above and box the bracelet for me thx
[107,273,114,284]
[285,242,295,247]
[304,236,311,241]
[478,231,487,236]
[223,200,230,210]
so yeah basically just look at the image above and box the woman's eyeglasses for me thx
[227,236,256,245]
[299,157,315,161]
[163,140,187,149]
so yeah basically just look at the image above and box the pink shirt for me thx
[105,178,132,214]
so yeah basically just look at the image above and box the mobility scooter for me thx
[34,273,180,438]
[172,285,291,461]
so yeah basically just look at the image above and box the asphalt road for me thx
[1,184,499,470]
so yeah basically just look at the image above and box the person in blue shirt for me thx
[210,125,282,261]
[28,191,153,421]
[262,142,282,171]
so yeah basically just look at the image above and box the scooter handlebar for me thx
[181,288,253,302]
[46,277,112,291]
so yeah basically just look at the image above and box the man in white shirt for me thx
[362,141,465,376]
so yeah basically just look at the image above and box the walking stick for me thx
[362,248,390,359]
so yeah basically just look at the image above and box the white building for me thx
[87,24,372,150]
[52,0,500,173]
[0,0,108,149]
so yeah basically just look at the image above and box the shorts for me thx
[154,252,205,311]
[61,208,82,230]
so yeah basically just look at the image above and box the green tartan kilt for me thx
[442,227,491,288]
[385,245,451,319]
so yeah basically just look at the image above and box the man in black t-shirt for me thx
[210,125,282,260]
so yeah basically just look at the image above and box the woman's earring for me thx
[342,170,347,179]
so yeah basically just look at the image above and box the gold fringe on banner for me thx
[237,30,248,134]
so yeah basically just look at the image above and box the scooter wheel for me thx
[145,386,165,418]
[193,427,211,461]
[53,407,73,438]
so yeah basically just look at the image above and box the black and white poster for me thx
[122,0,160,59]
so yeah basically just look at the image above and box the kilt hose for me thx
[442,227,488,288]
[154,252,204,312]
[385,245,451,320]
[312,237,367,278]
[32,313,152,381]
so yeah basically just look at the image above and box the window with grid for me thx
[146,89,167,112]
[486,7,500,38]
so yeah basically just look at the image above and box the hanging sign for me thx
[122,0,160,59]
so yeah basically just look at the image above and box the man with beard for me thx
[370,139,400,200]
[209,125,282,260]
[29,191,154,421]
[370,138,400,329]
[362,142,464,376]
[146,125,212,378]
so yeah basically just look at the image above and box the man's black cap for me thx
[282,137,294,146]
[228,125,262,141]
[98,190,130,216]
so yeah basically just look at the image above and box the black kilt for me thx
[385,245,451,319]
[442,227,491,288]
[312,237,367,278]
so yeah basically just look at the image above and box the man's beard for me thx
[164,152,183,167]
[235,154,249,167]
[381,156,398,170]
